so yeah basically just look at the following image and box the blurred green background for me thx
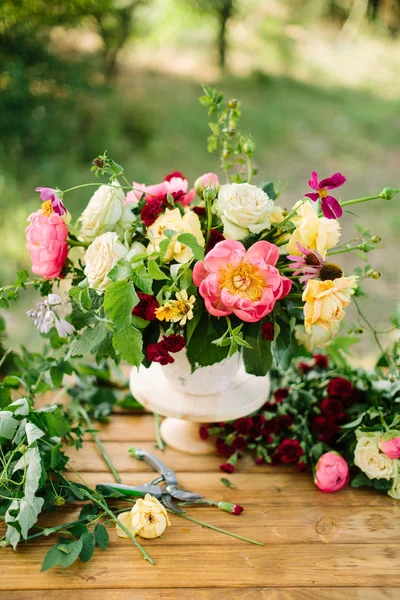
[1,0,400,356]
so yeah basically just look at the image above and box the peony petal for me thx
[308,172,320,191]
[319,173,346,190]
[204,298,231,317]
[192,260,209,285]
[321,196,343,219]
[304,192,320,202]
[246,241,279,266]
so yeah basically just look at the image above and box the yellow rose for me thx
[295,322,340,352]
[147,208,204,263]
[269,204,285,225]
[302,276,357,332]
[116,493,171,539]
[287,201,341,259]
[354,435,398,481]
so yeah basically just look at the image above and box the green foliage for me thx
[186,313,230,371]
[243,324,273,377]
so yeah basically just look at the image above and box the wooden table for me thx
[2,410,400,599]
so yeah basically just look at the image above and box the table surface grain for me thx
[2,405,400,600]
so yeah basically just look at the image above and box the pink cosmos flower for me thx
[35,187,67,216]
[287,242,324,283]
[314,451,349,493]
[305,172,346,219]
[125,171,195,207]
[379,436,400,460]
[193,240,292,323]
[26,210,68,279]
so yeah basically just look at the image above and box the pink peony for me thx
[314,451,349,493]
[194,172,220,196]
[26,210,68,279]
[379,436,400,459]
[193,240,292,322]
[125,172,195,207]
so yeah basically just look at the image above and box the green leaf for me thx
[0,411,18,439]
[104,281,139,330]
[221,477,236,489]
[242,323,273,377]
[351,472,372,488]
[94,523,109,550]
[272,316,295,367]
[186,303,203,345]
[13,447,42,503]
[66,322,108,359]
[41,544,65,572]
[108,259,132,282]
[259,180,277,200]
[3,375,20,388]
[131,264,153,295]
[148,260,168,280]
[50,365,64,388]
[45,408,71,438]
[25,422,45,445]
[79,532,96,563]
[112,326,143,367]
[42,539,83,571]
[177,234,205,261]
[186,314,229,371]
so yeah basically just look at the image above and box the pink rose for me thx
[194,172,220,196]
[193,239,292,323]
[314,451,349,493]
[26,210,68,279]
[379,436,400,459]
[125,172,195,207]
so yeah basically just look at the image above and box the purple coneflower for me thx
[288,243,344,284]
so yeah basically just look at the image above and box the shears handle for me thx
[96,483,163,499]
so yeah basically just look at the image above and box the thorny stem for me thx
[78,406,121,483]
[327,245,363,256]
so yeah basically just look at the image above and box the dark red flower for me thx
[250,415,266,438]
[347,388,366,407]
[327,377,353,401]
[199,426,209,440]
[263,434,274,444]
[298,361,312,374]
[262,418,279,435]
[206,229,225,253]
[192,206,207,217]
[232,504,244,515]
[216,438,234,459]
[274,388,289,403]
[233,417,253,436]
[161,334,186,353]
[255,456,265,465]
[145,343,174,365]
[261,321,274,341]
[314,354,329,369]
[312,415,338,443]
[140,198,165,227]
[276,439,304,464]
[220,462,235,474]
[132,292,159,321]
[279,414,294,428]
[297,460,307,472]
[164,171,184,181]
[232,435,248,451]
[320,398,345,422]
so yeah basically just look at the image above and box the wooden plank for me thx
[2,544,400,589]
[2,589,400,600]
[83,414,156,441]
[24,503,400,545]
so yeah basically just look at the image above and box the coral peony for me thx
[314,451,349,492]
[193,240,291,322]
[26,210,68,279]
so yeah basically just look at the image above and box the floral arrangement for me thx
[1,85,398,378]
[202,351,400,498]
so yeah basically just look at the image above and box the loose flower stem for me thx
[327,245,363,256]
[153,413,165,451]
[246,155,253,183]
[167,509,265,546]
[78,406,121,483]
[340,189,399,208]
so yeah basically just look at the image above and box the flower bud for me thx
[203,186,217,202]
[228,98,238,109]
[222,150,230,159]
[217,501,244,515]
[54,496,66,506]
[371,235,381,244]
[372,270,381,279]
[92,157,105,169]
[380,187,397,200]
[194,173,220,197]
[242,140,255,156]
[356,327,364,334]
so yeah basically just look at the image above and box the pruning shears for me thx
[96,448,203,513]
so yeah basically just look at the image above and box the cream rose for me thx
[214,183,274,240]
[295,322,340,352]
[116,494,171,539]
[84,232,127,292]
[147,208,204,263]
[388,477,400,499]
[287,201,341,259]
[302,276,357,332]
[354,434,398,481]
[80,184,130,242]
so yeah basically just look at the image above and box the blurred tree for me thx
[183,0,237,70]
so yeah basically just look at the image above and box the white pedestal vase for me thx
[129,349,270,454]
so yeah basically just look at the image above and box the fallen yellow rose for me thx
[116,493,171,539]
[302,276,357,332]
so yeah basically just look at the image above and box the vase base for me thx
[160,418,215,455]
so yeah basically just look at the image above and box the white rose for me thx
[84,232,127,292]
[354,434,398,481]
[295,322,340,353]
[80,184,129,242]
[215,183,274,240]
[116,494,171,539]
[388,476,400,499]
